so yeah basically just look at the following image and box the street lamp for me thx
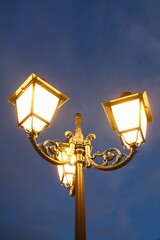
[8,73,153,240]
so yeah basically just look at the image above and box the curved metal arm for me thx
[29,134,70,166]
[89,145,137,171]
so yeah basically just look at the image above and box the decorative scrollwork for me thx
[65,131,74,139]
[29,134,70,165]
[28,132,138,171]
[89,145,137,171]
[86,133,96,141]
[40,140,60,156]
[92,148,124,165]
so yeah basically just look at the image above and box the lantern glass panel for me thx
[33,83,59,123]
[16,84,32,124]
[58,164,75,185]
[112,99,147,147]
[111,99,139,132]
[57,148,76,186]
[21,116,47,133]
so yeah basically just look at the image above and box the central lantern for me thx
[57,143,76,188]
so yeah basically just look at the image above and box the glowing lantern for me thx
[8,73,69,134]
[57,143,76,188]
[102,91,153,148]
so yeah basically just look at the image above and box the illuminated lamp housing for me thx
[57,143,76,188]
[102,91,153,148]
[8,73,69,134]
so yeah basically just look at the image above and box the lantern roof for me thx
[8,73,69,109]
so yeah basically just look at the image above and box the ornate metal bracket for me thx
[29,133,70,165]
[29,130,138,171]
[89,144,137,171]
[27,112,138,196]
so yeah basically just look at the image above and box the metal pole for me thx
[75,161,86,240]
[74,113,86,240]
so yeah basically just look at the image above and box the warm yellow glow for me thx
[21,116,47,133]
[33,84,59,122]
[121,131,142,146]
[58,147,76,163]
[58,164,75,186]
[16,85,32,124]
[15,83,60,133]
[111,99,140,132]
[102,91,153,148]
[8,73,69,134]
[112,99,147,147]
[57,148,76,186]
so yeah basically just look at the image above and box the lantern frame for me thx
[57,142,76,189]
[102,91,153,147]
[8,73,69,133]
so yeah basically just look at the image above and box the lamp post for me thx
[8,73,153,240]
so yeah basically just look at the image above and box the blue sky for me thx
[1,0,160,239]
